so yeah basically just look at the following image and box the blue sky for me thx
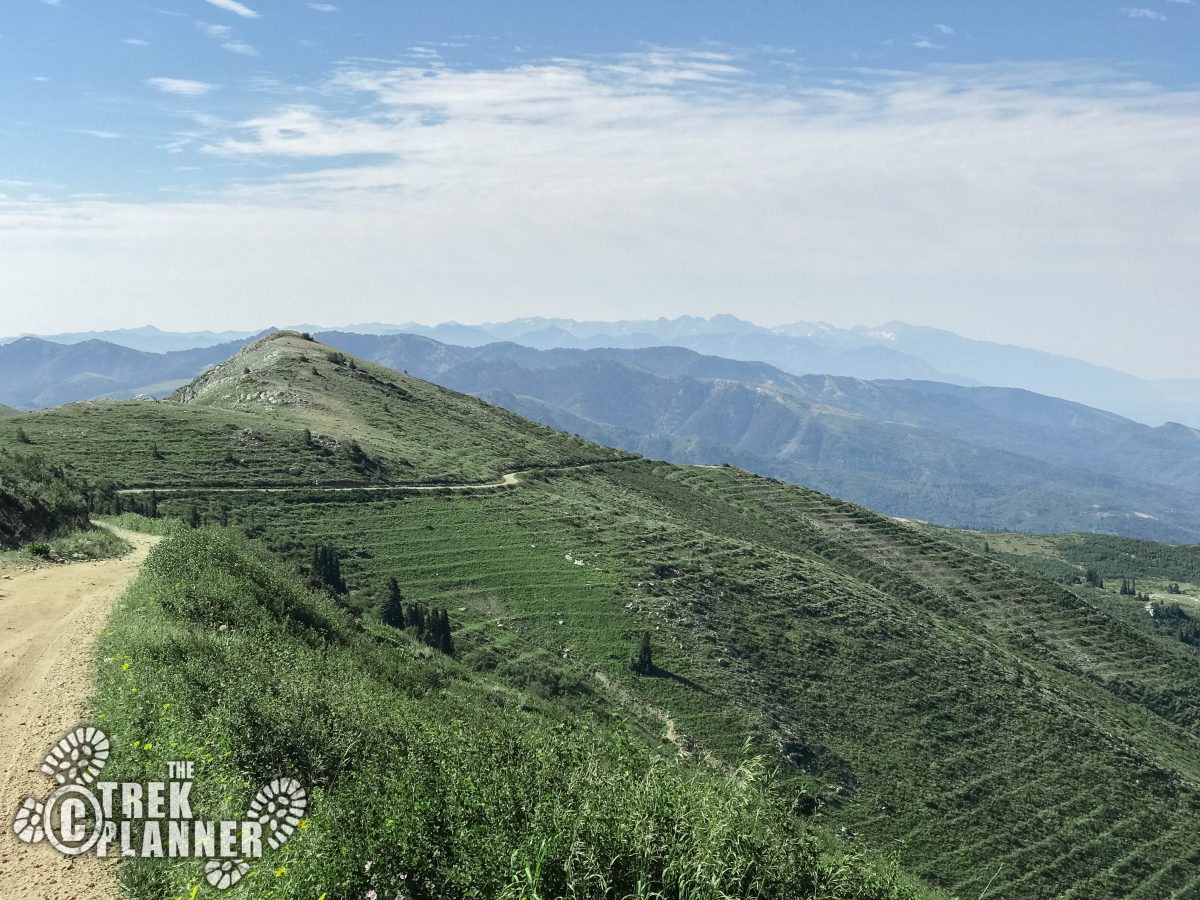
[2,1,1199,376]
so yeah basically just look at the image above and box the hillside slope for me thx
[30,337,1195,898]
[320,332,1200,541]
[0,332,624,489]
[0,450,89,547]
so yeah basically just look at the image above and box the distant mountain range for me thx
[0,324,260,354]
[308,331,1200,542]
[12,316,1191,427]
[0,335,256,409]
[391,316,1200,428]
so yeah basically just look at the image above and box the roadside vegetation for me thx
[95,528,939,900]
[0,526,130,566]
[0,447,89,547]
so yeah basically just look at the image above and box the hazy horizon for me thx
[2,1,1198,377]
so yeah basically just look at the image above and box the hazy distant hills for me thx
[0,335,253,409]
[393,316,1200,428]
[11,315,1198,426]
[319,331,1200,541]
[0,324,258,354]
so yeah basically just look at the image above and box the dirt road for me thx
[118,470,522,494]
[0,527,158,900]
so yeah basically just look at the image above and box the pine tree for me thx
[408,603,425,637]
[311,544,347,595]
[631,631,655,675]
[438,609,454,655]
[148,490,159,519]
[189,504,201,529]
[382,577,405,628]
[15,426,31,444]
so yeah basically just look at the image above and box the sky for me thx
[1,2,1198,378]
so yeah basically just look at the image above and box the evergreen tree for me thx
[148,490,159,519]
[407,603,425,636]
[382,577,406,628]
[438,609,454,655]
[188,504,201,529]
[15,426,31,444]
[631,631,655,675]
[311,544,347,595]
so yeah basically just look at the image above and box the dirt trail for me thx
[113,458,641,496]
[0,526,158,900]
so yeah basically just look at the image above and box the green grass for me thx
[0,333,627,491]
[0,447,89,547]
[31,332,1200,898]
[145,460,1200,900]
[0,524,130,566]
[99,512,189,537]
[94,528,938,900]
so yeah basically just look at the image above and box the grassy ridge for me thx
[155,462,1200,899]
[95,528,937,900]
[0,333,625,489]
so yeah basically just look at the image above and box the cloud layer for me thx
[4,50,1200,374]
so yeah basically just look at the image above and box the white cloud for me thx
[1165,0,1194,5]
[308,2,337,10]
[1120,7,1168,19]
[5,53,1200,375]
[934,24,955,35]
[222,39,259,56]
[122,38,150,46]
[913,35,945,49]
[77,129,121,139]
[204,0,259,18]
[146,77,217,96]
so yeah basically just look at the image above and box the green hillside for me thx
[0,448,89,547]
[97,526,932,899]
[320,332,1200,542]
[0,332,624,489]
[0,403,19,416]
[19,335,1200,897]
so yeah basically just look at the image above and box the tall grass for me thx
[94,528,936,899]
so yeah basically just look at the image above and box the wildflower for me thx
[366,891,377,900]
[364,861,373,872]
[274,866,286,877]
